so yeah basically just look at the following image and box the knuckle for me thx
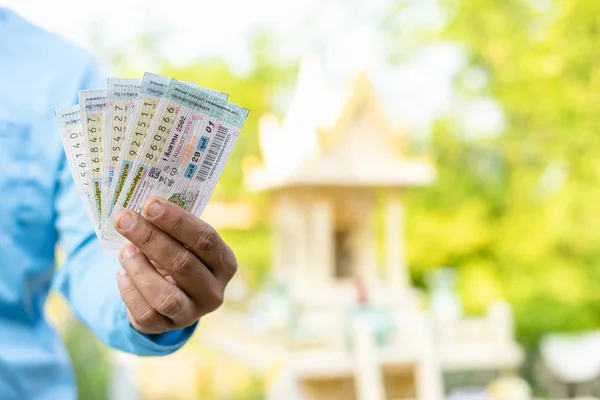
[228,262,238,279]
[192,224,216,252]
[207,287,224,312]
[180,313,199,328]
[170,212,187,233]
[212,245,238,282]
[138,226,159,247]
[155,290,182,316]
[133,307,158,327]
[170,248,196,274]
[226,249,238,278]
[120,279,138,297]
[127,263,146,282]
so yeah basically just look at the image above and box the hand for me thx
[113,197,237,335]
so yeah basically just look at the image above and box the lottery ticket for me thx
[54,72,249,258]
[103,78,140,216]
[101,73,225,229]
[54,106,98,231]
[102,74,167,226]
[163,100,244,218]
[79,90,107,228]
[101,80,248,246]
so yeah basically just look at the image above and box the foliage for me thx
[405,0,600,346]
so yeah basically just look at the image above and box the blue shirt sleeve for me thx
[53,60,197,356]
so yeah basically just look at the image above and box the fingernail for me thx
[147,201,163,218]
[121,246,137,259]
[118,212,135,231]
[117,266,127,276]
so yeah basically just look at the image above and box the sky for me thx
[1,0,502,137]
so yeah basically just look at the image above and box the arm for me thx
[53,149,196,356]
[55,61,235,352]
[53,60,195,355]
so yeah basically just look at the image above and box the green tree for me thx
[405,0,600,346]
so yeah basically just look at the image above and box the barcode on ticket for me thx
[197,126,228,182]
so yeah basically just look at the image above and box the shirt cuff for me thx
[119,302,198,356]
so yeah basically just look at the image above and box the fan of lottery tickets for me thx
[54,72,249,258]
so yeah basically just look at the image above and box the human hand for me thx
[113,197,237,334]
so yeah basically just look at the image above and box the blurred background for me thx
[5,0,600,398]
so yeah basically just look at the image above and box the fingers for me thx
[114,210,223,314]
[119,244,197,326]
[116,259,173,334]
[142,197,237,283]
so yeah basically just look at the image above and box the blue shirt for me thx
[0,9,195,399]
